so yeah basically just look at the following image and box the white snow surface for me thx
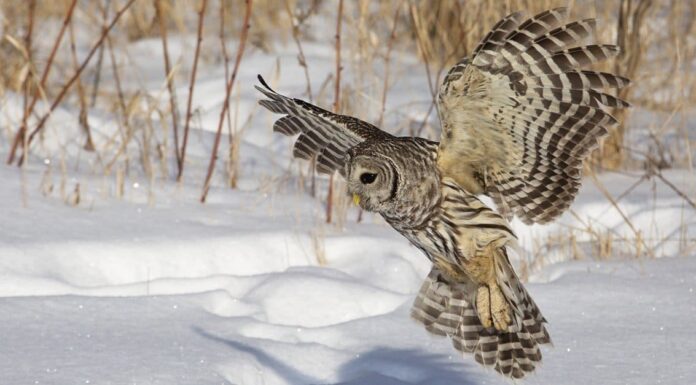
[2,160,696,385]
[2,15,696,385]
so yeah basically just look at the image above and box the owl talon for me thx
[476,284,511,332]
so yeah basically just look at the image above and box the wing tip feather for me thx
[257,74,273,91]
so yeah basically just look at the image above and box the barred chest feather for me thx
[385,178,517,282]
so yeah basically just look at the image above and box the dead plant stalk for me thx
[68,9,95,151]
[219,0,237,188]
[589,171,654,258]
[377,3,402,127]
[409,3,437,137]
[177,0,208,182]
[103,34,133,173]
[10,0,137,166]
[156,0,182,174]
[200,0,254,203]
[22,0,36,139]
[326,0,344,224]
[90,0,111,107]
[6,0,78,165]
[284,0,313,101]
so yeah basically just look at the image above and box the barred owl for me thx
[257,8,629,379]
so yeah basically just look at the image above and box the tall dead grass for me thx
[0,0,694,263]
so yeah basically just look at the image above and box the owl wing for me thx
[256,75,393,175]
[436,8,630,224]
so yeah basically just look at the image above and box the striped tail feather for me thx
[411,266,550,379]
[474,9,630,224]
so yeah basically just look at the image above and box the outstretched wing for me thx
[256,75,392,175]
[436,8,630,224]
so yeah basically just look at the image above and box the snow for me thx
[2,206,695,385]
[1,7,696,385]
[2,156,695,385]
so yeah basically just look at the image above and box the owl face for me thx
[344,139,442,225]
[345,153,398,213]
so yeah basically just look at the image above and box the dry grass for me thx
[0,0,694,266]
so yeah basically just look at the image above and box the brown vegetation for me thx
[0,0,693,260]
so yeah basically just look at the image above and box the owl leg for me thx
[476,283,511,331]
[463,244,512,332]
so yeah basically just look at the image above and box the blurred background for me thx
[2,0,694,258]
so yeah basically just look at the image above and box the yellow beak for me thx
[352,193,361,206]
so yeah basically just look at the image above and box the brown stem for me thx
[284,0,313,101]
[156,0,182,174]
[219,0,236,188]
[332,0,343,114]
[68,9,95,151]
[410,3,439,138]
[655,172,696,210]
[326,0,344,224]
[377,2,402,128]
[200,0,253,203]
[589,171,654,258]
[19,0,36,164]
[177,0,208,182]
[7,0,78,165]
[103,34,132,172]
[16,0,137,166]
[90,0,111,107]
[22,0,36,120]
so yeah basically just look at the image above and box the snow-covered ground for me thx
[1,160,695,385]
[2,8,696,385]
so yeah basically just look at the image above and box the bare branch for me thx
[326,0,344,224]
[156,0,183,174]
[6,0,78,165]
[200,0,254,203]
[14,0,137,166]
[177,0,208,182]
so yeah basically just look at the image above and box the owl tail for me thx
[411,263,551,379]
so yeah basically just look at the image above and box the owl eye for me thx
[360,172,377,184]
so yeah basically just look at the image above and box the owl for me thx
[257,8,629,379]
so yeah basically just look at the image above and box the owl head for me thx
[344,139,441,221]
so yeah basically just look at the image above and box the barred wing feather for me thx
[256,75,392,175]
[436,8,630,224]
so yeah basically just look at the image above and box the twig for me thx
[326,0,344,224]
[68,8,95,151]
[103,33,134,172]
[377,2,402,127]
[410,4,435,99]
[409,3,438,137]
[284,0,313,101]
[200,0,253,203]
[20,0,36,165]
[655,172,696,209]
[589,171,654,258]
[177,0,208,182]
[333,0,343,113]
[156,0,182,174]
[219,0,236,188]
[6,0,78,165]
[14,0,137,166]
[90,0,111,107]
[22,0,36,130]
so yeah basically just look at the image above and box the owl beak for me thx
[352,193,361,206]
